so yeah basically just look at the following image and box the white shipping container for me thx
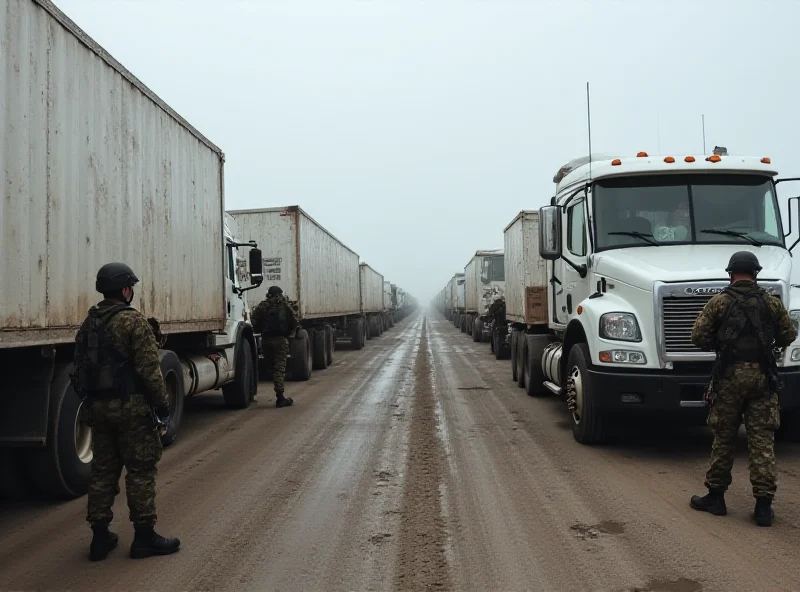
[504,211,548,325]
[229,206,361,319]
[0,0,225,348]
[464,249,504,314]
[360,263,384,314]
[383,281,393,310]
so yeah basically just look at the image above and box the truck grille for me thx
[661,296,712,353]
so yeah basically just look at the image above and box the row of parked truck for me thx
[435,149,800,446]
[0,0,416,500]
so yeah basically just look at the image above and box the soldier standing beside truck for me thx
[251,286,300,408]
[690,252,797,527]
[73,263,180,560]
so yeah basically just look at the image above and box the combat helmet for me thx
[95,262,139,294]
[725,251,762,275]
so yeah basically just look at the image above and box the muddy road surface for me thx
[3,314,800,591]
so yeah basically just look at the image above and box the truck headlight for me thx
[599,312,642,342]
[790,310,800,334]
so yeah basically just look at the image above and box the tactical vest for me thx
[716,287,775,363]
[73,305,144,398]
[261,298,290,337]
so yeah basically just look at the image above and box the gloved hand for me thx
[147,317,166,347]
[155,406,170,422]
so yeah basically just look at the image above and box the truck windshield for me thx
[593,174,784,251]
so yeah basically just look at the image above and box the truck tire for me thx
[388,314,395,328]
[222,340,254,411]
[290,330,313,381]
[511,330,519,382]
[312,329,329,370]
[516,332,526,388]
[472,318,482,342]
[460,315,467,333]
[26,364,91,499]
[523,335,549,397]
[366,318,374,340]
[566,344,608,445]
[350,319,365,350]
[325,325,335,366]
[159,350,187,445]
[490,321,497,354]
[776,412,800,442]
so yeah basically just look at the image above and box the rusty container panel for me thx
[504,211,548,325]
[359,263,384,314]
[228,207,361,320]
[0,0,226,348]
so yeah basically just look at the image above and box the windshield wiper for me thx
[607,231,659,246]
[700,228,762,247]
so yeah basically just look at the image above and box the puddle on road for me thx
[570,520,626,539]
[630,578,703,592]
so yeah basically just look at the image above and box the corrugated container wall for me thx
[504,211,548,325]
[229,207,361,319]
[360,264,384,314]
[1,0,225,347]
[383,281,392,310]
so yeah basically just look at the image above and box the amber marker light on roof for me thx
[762,157,772,164]
[637,151,648,157]
[664,156,675,163]
[685,156,696,163]
[707,155,722,163]
[611,159,622,166]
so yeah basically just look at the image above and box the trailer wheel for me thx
[388,314,395,328]
[290,330,313,381]
[366,317,374,340]
[159,350,187,444]
[27,364,91,499]
[472,318,482,342]
[312,329,329,370]
[325,325,335,366]
[567,344,607,444]
[511,330,518,381]
[516,332,526,388]
[523,335,549,397]
[350,319,365,350]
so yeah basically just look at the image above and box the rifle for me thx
[149,405,168,437]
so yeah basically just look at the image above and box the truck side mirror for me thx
[539,205,562,261]
[249,248,264,286]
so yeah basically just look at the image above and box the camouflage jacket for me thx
[250,294,300,336]
[75,300,169,408]
[692,280,797,353]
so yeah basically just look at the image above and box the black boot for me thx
[754,497,774,527]
[130,527,181,559]
[276,391,294,408]
[690,489,727,516]
[89,521,119,562]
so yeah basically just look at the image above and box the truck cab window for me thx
[567,202,586,256]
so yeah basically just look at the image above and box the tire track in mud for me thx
[395,316,452,590]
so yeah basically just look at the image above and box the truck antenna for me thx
[702,114,706,154]
[586,82,593,180]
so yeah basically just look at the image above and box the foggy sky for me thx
[53,0,800,302]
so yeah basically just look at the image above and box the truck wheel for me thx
[776,412,800,442]
[490,322,497,354]
[511,330,519,381]
[312,329,329,370]
[460,316,467,333]
[325,325,335,366]
[516,333,526,388]
[523,335,549,397]
[350,319,365,350]
[290,330,313,381]
[472,318,482,342]
[389,314,395,328]
[27,364,91,499]
[566,344,607,444]
[159,350,187,444]
[366,318,374,340]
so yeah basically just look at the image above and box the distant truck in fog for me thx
[463,250,505,343]
[229,206,367,380]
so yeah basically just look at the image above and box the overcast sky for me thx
[53,0,800,302]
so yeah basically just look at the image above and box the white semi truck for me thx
[509,150,800,444]
[0,0,264,499]
[463,250,505,343]
[360,263,387,339]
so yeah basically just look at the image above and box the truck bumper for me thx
[587,367,800,414]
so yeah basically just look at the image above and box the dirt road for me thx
[3,314,800,591]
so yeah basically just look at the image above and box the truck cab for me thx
[536,151,800,444]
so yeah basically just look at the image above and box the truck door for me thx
[558,197,591,321]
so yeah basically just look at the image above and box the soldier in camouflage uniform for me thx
[690,251,797,527]
[251,285,300,408]
[75,263,180,560]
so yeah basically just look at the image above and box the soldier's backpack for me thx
[72,305,132,397]
[262,297,290,337]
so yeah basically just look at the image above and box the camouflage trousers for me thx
[86,394,163,528]
[705,362,780,498]
[263,336,289,394]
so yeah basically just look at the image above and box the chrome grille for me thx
[661,296,712,353]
